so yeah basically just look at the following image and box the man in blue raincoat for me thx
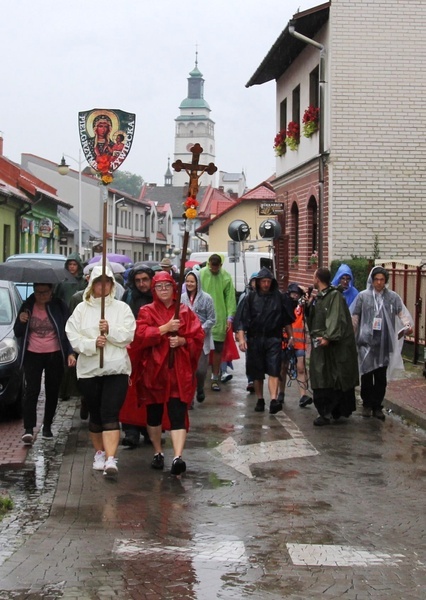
[331,263,359,307]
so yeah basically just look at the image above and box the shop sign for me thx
[258,202,284,216]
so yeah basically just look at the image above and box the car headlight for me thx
[0,338,18,364]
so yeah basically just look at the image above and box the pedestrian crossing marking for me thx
[287,543,405,567]
[113,538,247,563]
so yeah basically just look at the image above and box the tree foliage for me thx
[112,170,144,198]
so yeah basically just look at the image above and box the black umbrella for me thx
[0,260,77,284]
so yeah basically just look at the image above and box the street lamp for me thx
[111,196,126,253]
[58,150,83,257]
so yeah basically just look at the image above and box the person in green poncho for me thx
[307,267,359,426]
[199,254,236,392]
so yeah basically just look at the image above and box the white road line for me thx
[287,543,405,567]
[113,539,248,564]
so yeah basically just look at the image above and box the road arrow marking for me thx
[215,411,318,478]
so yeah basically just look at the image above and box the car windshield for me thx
[0,288,13,324]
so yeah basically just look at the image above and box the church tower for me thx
[173,53,216,187]
[164,156,172,187]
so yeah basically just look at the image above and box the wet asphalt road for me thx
[0,359,425,599]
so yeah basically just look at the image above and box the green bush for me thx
[330,258,373,290]
[0,493,13,519]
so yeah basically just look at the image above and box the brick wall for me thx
[329,0,426,261]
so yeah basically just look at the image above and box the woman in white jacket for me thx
[66,265,135,475]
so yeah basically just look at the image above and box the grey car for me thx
[0,280,24,418]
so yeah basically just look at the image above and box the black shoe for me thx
[21,429,34,445]
[151,453,165,470]
[373,408,386,421]
[122,435,139,449]
[277,392,285,403]
[171,456,186,475]
[299,395,313,408]
[42,427,53,439]
[143,435,153,445]
[254,398,265,412]
[269,399,283,415]
[313,415,331,426]
[196,391,205,403]
[246,382,255,394]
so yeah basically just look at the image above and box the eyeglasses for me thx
[154,283,173,291]
[34,290,52,296]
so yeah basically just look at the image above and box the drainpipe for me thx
[289,21,326,268]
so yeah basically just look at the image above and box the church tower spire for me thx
[164,156,172,186]
[173,53,216,187]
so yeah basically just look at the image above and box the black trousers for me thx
[23,351,64,430]
[360,366,388,409]
[313,387,356,419]
[78,374,129,433]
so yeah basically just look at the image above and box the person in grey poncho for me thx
[181,269,216,403]
[350,266,413,420]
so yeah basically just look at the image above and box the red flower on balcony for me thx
[273,128,287,157]
[302,105,320,138]
[285,121,300,151]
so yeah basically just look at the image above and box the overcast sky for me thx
[1,0,321,190]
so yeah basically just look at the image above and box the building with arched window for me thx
[247,1,426,288]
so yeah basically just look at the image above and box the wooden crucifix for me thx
[168,143,217,367]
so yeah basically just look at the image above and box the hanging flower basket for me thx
[309,251,318,265]
[302,105,320,138]
[285,121,300,151]
[273,129,287,157]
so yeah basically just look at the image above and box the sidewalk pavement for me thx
[384,363,426,430]
[0,366,425,470]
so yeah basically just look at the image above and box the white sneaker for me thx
[93,450,106,471]
[103,456,118,476]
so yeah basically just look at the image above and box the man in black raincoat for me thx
[235,268,294,414]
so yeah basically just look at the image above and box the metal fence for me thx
[378,261,426,365]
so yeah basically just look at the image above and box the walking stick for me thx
[100,191,108,368]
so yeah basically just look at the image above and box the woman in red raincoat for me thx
[133,271,204,475]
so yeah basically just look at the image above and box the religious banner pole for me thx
[79,108,136,367]
[168,143,217,368]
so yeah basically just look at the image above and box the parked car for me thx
[5,253,66,300]
[0,280,24,418]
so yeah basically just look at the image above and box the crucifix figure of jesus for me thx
[168,143,217,367]
[172,143,217,198]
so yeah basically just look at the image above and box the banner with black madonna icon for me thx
[78,109,136,184]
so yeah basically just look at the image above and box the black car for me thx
[0,280,24,418]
